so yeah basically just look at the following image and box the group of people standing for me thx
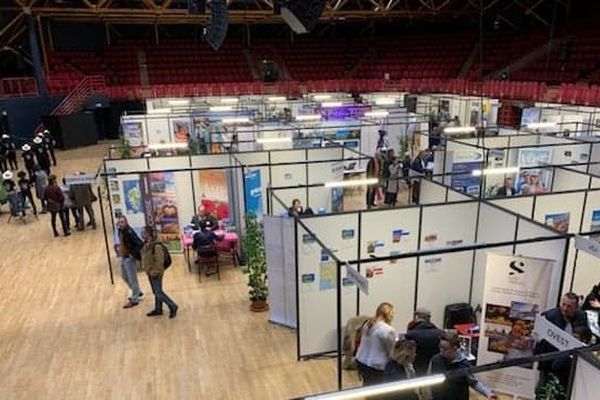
[116,215,179,317]
[353,303,496,400]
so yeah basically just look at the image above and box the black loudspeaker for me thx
[204,0,228,50]
[42,112,99,149]
[280,0,325,34]
[443,303,474,329]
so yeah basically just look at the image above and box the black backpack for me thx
[153,242,172,269]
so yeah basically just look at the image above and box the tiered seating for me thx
[353,34,474,80]
[145,39,252,84]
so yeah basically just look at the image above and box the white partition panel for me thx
[297,214,359,356]
[590,143,600,176]
[471,246,513,308]
[533,192,585,234]
[148,156,195,233]
[146,117,170,144]
[361,207,421,256]
[270,149,305,164]
[190,154,231,169]
[417,251,474,328]
[105,157,148,174]
[307,147,343,161]
[591,176,600,189]
[571,357,600,400]
[271,188,306,216]
[488,196,534,218]
[419,180,447,205]
[571,244,600,296]
[420,202,478,249]
[271,164,306,188]
[477,203,518,243]
[509,135,541,147]
[359,258,417,333]
[234,151,269,166]
[553,168,590,191]
[581,190,600,232]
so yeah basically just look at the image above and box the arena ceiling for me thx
[0,0,571,25]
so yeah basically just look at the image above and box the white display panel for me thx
[420,202,478,249]
[533,192,585,234]
[105,158,148,174]
[552,168,591,191]
[297,213,359,356]
[571,357,600,400]
[477,203,518,243]
[471,245,513,308]
[146,117,171,144]
[307,147,343,161]
[417,251,474,328]
[509,136,541,147]
[358,258,417,334]
[190,154,231,169]
[488,196,534,218]
[270,149,305,164]
[447,190,471,202]
[419,179,447,205]
[271,164,306,187]
[581,190,600,233]
[234,151,269,166]
[360,207,420,256]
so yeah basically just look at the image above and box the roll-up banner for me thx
[477,253,555,399]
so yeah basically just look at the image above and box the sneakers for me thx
[147,310,163,317]
[123,301,139,309]
[128,293,143,301]
[169,305,179,319]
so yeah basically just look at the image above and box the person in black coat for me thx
[32,136,51,175]
[17,170,37,215]
[41,130,57,166]
[534,293,588,395]
[21,144,36,181]
[1,134,18,170]
[496,177,516,197]
[405,308,445,376]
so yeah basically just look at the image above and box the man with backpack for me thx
[141,225,178,318]
[117,215,144,308]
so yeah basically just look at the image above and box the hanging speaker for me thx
[204,0,228,50]
[280,0,325,34]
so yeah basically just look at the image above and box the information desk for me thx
[181,229,239,271]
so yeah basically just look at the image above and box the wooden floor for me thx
[0,143,361,400]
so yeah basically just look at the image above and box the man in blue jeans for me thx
[117,216,143,308]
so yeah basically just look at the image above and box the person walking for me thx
[355,302,397,387]
[42,129,57,166]
[385,156,402,207]
[60,178,80,231]
[2,134,18,170]
[43,174,70,237]
[33,165,48,213]
[17,171,37,215]
[141,226,178,318]
[21,144,36,181]
[426,331,496,400]
[70,180,96,230]
[117,215,144,309]
[32,136,51,175]
[405,308,444,376]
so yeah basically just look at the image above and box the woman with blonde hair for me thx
[383,340,420,399]
[355,302,396,386]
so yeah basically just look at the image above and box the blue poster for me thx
[331,187,343,213]
[122,179,144,215]
[451,161,482,194]
[244,169,263,218]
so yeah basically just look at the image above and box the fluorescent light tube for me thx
[375,97,396,105]
[295,114,322,121]
[148,107,171,114]
[268,96,287,102]
[209,106,233,112]
[305,374,446,400]
[168,99,190,106]
[321,102,342,108]
[148,142,189,150]
[222,117,250,124]
[365,110,390,118]
[221,98,239,104]
[443,126,476,134]
[525,122,557,129]
[313,94,332,100]
[472,166,520,176]
[324,178,379,188]
[256,137,292,144]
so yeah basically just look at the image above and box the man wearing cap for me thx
[405,308,445,376]
[21,144,36,181]
[32,136,51,175]
[41,130,57,166]
[1,134,17,170]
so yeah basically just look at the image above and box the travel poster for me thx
[544,212,570,233]
[591,210,600,232]
[244,169,263,218]
[172,119,191,143]
[122,179,144,215]
[319,260,336,291]
[147,172,181,251]
[122,122,143,146]
[198,169,229,220]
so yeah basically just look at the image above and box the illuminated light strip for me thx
[268,96,287,102]
[222,117,250,124]
[324,178,379,188]
[147,142,189,150]
[295,114,322,121]
[313,94,332,100]
[209,106,233,112]
[525,122,557,129]
[472,166,520,176]
[221,98,239,104]
[305,374,446,400]
[168,99,190,106]
[321,102,343,108]
[256,137,292,144]
[443,126,476,134]
[147,107,171,114]
[374,97,396,105]
[365,110,390,118]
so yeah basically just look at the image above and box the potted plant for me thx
[242,213,268,312]
[118,136,132,159]
[537,373,566,400]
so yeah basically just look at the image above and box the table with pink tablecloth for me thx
[181,229,239,270]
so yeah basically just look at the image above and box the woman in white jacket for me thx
[355,302,397,386]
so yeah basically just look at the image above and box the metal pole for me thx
[336,260,343,391]
[98,185,114,284]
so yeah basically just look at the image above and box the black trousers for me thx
[7,151,17,170]
[0,156,6,171]
[356,361,386,386]
[49,147,57,166]
[50,209,69,235]
[20,191,37,214]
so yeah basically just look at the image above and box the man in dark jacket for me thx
[405,308,445,376]
[118,215,144,308]
[70,180,96,230]
[427,331,496,400]
[44,174,70,237]
[534,292,588,395]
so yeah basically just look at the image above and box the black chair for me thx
[195,244,220,282]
